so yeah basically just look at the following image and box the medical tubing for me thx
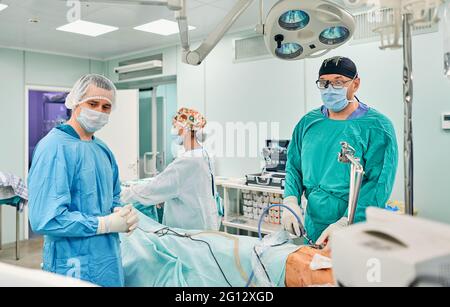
[253,246,272,282]
[245,203,310,287]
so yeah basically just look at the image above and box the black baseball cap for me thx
[319,56,358,79]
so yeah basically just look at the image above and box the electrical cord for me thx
[188,236,233,287]
[137,226,233,287]
[251,240,289,286]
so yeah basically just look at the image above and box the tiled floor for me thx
[0,238,43,269]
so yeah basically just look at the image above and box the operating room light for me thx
[278,10,310,30]
[0,4,8,12]
[263,0,355,61]
[319,26,351,45]
[134,19,196,36]
[275,43,303,59]
[57,20,118,37]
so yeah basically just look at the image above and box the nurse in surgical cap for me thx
[121,108,222,231]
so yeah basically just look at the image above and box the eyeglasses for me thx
[316,79,353,90]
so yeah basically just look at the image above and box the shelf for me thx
[223,215,283,235]
[219,181,284,194]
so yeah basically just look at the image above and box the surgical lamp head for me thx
[264,0,356,61]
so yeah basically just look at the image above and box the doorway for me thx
[26,87,71,238]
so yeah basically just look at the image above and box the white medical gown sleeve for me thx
[28,148,99,238]
[121,160,183,206]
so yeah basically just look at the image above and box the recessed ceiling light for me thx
[57,20,118,37]
[134,19,195,36]
[0,4,8,12]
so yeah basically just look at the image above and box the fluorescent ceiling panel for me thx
[57,20,118,37]
[134,19,195,36]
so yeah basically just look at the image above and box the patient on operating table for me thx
[120,211,335,287]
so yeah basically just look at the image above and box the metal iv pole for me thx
[403,13,414,216]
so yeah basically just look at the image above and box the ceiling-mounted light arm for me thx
[73,0,183,10]
[259,0,264,25]
[255,0,264,34]
[402,0,443,27]
[179,0,255,65]
[175,0,190,51]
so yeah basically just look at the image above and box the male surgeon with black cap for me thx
[281,56,399,246]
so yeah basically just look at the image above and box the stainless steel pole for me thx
[403,13,414,216]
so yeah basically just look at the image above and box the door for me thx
[96,89,139,182]
[26,87,71,239]
[139,90,166,178]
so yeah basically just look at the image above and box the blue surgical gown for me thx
[28,125,124,287]
[285,108,398,242]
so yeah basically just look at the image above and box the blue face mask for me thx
[171,127,184,145]
[76,107,109,133]
[320,86,350,113]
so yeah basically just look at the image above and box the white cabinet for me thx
[217,178,285,237]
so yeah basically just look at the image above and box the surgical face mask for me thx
[320,86,351,113]
[76,107,109,133]
[171,127,184,145]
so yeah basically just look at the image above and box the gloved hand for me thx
[281,196,304,237]
[315,217,348,246]
[114,205,139,235]
[97,205,139,235]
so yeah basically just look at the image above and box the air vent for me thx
[233,35,270,62]
[116,54,163,81]
[351,8,438,44]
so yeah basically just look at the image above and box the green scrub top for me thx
[284,108,398,242]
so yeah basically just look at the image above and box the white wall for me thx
[176,44,206,113]
[176,36,306,177]
[412,28,450,223]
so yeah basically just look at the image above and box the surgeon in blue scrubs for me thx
[28,74,139,287]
